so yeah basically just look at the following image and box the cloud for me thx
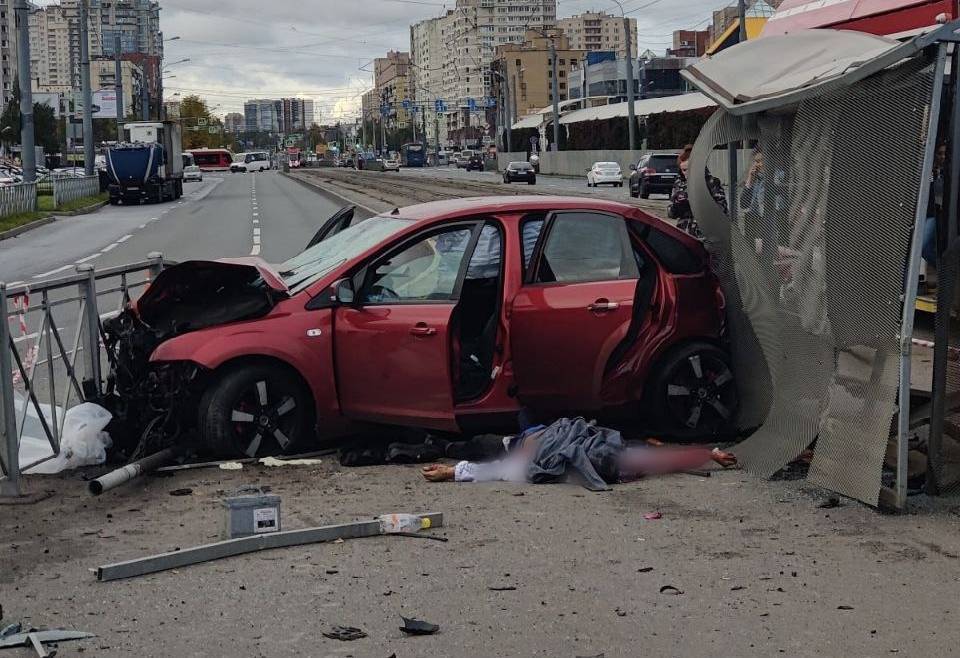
[155,0,722,120]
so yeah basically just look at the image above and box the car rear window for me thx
[648,155,679,173]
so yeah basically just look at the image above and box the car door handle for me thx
[587,299,620,312]
[410,323,437,336]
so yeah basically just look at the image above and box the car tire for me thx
[199,361,315,457]
[630,186,639,198]
[640,181,650,199]
[528,179,536,185]
[647,342,738,439]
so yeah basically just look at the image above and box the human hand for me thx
[711,448,737,468]
[421,464,456,482]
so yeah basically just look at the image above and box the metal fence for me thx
[53,174,100,208]
[0,254,167,497]
[0,181,36,218]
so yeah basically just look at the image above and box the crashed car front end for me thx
[102,259,287,458]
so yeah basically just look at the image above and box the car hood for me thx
[135,259,288,338]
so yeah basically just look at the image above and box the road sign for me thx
[434,99,447,113]
[485,96,496,108]
[208,126,218,134]
[380,104,391,117]
[402,99,411,111]
[466,97,477,111]
[197,117,207,126]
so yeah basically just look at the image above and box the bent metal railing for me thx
[0,253,168,497]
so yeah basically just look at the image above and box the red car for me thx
[104,196,736,458]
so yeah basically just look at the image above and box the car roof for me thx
[388,195,646,222]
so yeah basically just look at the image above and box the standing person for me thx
[668,145,728,239]
[923,142,947,266]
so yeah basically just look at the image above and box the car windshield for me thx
[279,216,412,293]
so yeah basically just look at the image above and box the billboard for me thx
[74,90,119,119]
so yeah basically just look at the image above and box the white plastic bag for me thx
[22,402,113,474]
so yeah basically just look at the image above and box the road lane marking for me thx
[102,243,118,252]
[117,234,133,243]
[75,253,101,264]
[33,264,74,279]
[252,219,259,225]
[253,228,261,237]
[253,212,259,217]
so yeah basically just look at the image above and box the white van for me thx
[231,151,270,173]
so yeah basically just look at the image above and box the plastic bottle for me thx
[378,513,431,534]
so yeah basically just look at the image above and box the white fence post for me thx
[0,181,37,218]
[52,175,99,208]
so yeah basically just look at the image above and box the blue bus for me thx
[401,142,426,167]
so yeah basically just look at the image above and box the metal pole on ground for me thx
[550,38,560,151]
[0,282,21,496]
[114,33,124,143]
[15,0,35,183]
[80,0,94,175]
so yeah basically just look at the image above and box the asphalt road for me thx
[0,170,353,285]
[396,163,671,202]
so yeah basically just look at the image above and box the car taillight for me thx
[642,167,656,175]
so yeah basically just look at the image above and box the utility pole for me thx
[421,105,427,148]
[140,74,148,120]
[624,17,637,152]
[739,0,748,43]
[80,0,94,175]
[434,110,440,168]
[549,37,560,152]
[114,33,124,142]
[511,75,518,136]
[15,0,35,182]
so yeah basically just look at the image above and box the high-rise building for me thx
[0,0,18,105]
[374,50,411,132]
[244,98,280,133]
[410,0,556,145]
[410,11,453,145]
[491,29,584,120]
[303,99,316,128]
[557,11,637,59]
[26,0,162,111]
[224,112,244,133]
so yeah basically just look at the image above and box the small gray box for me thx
[222,493,282,539]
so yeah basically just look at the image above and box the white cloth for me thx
[454,456,528,483]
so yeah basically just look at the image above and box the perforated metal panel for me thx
[687,56,937,505]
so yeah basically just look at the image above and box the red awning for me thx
[762,0,957,38]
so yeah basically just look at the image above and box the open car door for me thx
[305,206,355,250]
[510,210,641,411]
[334,222,482,430]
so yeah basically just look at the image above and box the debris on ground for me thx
[258,456,323,467]
[488,585,517,591]
[643,512,662,520]
[95,513,444,581]
[322,625,367,641]
[818,497,841,509]
[218,462,244,471]
[0,628,95,651]
[399,616,440,635]
[19,400,112,474]
[168,488,192,497]
[659,585,683,595]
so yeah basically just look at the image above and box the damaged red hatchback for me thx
[104,196,736,458]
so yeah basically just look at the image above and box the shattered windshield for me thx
[279,216,411,293]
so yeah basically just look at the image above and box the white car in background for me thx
[382,157,401,172]
[587,161,624,187]
[182,153,202,182]
[230,151,270,173]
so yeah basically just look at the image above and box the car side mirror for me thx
[332,278,356,305]
[630,164,637,171]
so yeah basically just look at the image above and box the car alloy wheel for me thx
[653,343,737,437]
[200,362,314,457]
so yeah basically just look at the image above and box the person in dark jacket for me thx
[668,145,728,239]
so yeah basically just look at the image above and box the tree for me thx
[0,80,66,154]
[178,95,226,149]
[305,124,325,150]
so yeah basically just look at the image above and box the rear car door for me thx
[510,211,641,410]
[334,223,479,429]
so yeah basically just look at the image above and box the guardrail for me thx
[53,174,100,207]
[0,181,36,218]
[0,253,168,497]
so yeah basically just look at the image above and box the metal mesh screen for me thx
[688,56,937,505]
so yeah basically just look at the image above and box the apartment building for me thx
[224,112,244,133]
[374,50,411,131]
[557,11,637,59]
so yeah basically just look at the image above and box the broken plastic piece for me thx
[659,585,683,595]
[399,616,439,635]
[322,625,367,641]
[258,456,323,467]
[643,512,662,520]
[0,630,95,649]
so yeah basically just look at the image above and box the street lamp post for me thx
[610,0,637,152]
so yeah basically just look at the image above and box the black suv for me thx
[503,161,536,185]
[629,152,680,199]
[466,153,485,172]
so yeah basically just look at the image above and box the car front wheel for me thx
[199,361,315,457]
[648,342,737,438]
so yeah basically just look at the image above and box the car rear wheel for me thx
[640,181,650,199]
[648,342,737,438]
[200,361,315,457]
[528,178,536,185]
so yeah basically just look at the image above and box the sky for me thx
[152,0,726,121]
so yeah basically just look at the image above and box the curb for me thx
[281,172,381,215]
[0,215,54,241]
[0,198,108,242]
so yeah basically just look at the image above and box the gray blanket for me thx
[526,417,624,491]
